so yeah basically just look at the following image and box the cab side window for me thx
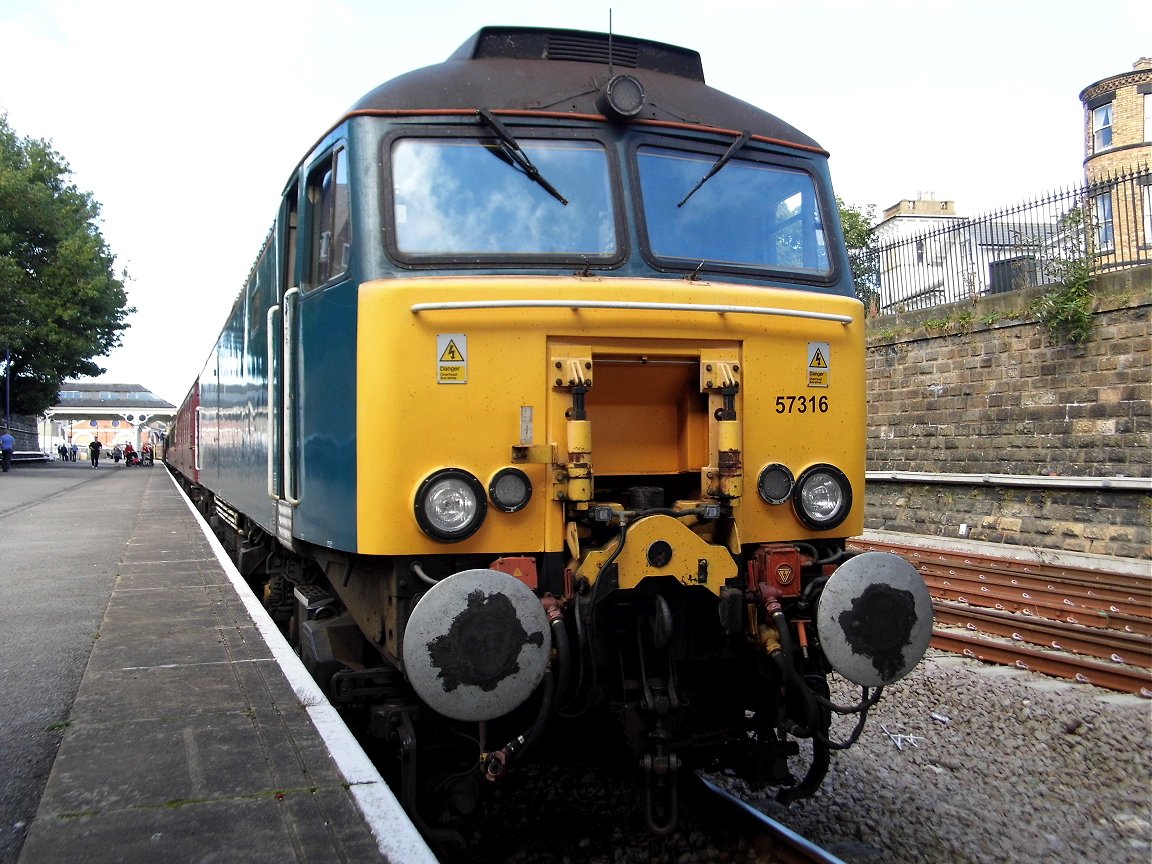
[307,148,350,286]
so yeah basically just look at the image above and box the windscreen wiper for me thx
[477,109,568,206]
[677,129,752,208]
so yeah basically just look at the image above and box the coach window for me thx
[307,148,351,287]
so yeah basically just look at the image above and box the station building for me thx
[40,382,175,454]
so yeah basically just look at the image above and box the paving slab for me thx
[11,466,436,864]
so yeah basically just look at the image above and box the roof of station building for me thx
[48,382,175,414]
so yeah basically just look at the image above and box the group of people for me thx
[0,434,155,472]
[56,440,154,468]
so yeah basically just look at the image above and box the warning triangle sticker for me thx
[809,348,828,369]
[440,340,465,362]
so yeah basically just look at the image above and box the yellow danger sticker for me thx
[437,334,467,384]
[439,340,465,363]
[807,342,829,388]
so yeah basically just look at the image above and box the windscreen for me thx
[391,138,617,257]
[637,145,831,277]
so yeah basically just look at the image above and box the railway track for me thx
[695,773,848,864]
[848,538,1152,697]
[448,729,845,864]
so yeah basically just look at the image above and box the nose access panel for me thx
[815,551,933,686]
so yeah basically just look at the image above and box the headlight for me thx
[793,464,852,530]
[489,467,532,513]
[415,469,487,542]
[757,463,794,505]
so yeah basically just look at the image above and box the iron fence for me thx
[865,166,1151,313]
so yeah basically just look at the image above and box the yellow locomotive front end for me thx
[353,275,930,830]
[358,276,865,566]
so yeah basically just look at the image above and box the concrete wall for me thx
[864,266,1151,559]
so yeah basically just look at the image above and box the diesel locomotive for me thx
[167,26,932,839]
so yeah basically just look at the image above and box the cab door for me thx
[268,181,300,548]
[269,144,353,550]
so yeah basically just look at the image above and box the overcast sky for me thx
[1,0,1147,405]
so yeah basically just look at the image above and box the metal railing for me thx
[866,166,1151,313]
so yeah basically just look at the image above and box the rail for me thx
[866,470,1152,493]
[695,772,849,864]
[411,299,854,324]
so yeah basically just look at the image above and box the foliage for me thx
[0,114,132,415]
[837,198,879,311]
[1029,203,1096,344]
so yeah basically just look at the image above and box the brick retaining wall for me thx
[865,266,1151,559]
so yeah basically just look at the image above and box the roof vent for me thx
[451,27,705,82]
[546,33,639,68]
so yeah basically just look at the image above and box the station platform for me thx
[6,463,436,864]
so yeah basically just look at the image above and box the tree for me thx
[0,114,133,416]
[837,198,880,312]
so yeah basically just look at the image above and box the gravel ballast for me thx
[738,649,1152,864]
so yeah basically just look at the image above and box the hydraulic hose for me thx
[776,734,830,805]
[551,617,572,709]
[770,610,821,740]
[521,661,555,757]
[484,663,556,781]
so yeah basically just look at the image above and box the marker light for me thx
[489,467,532,513]
[415,469,487,542]
[757,463,795,505]
[793,464,852,530]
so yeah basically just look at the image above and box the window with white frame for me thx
[1142,182,1152,248]
[1092,103,1113,152]
[1145,93,1151,143]
[1093,193,1114,252]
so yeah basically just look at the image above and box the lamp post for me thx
[3,346,9,430]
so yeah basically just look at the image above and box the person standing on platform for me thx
[88,438,102,468]
[59,443,68,461]
[70,442,78,462]
[1,429,14,473]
